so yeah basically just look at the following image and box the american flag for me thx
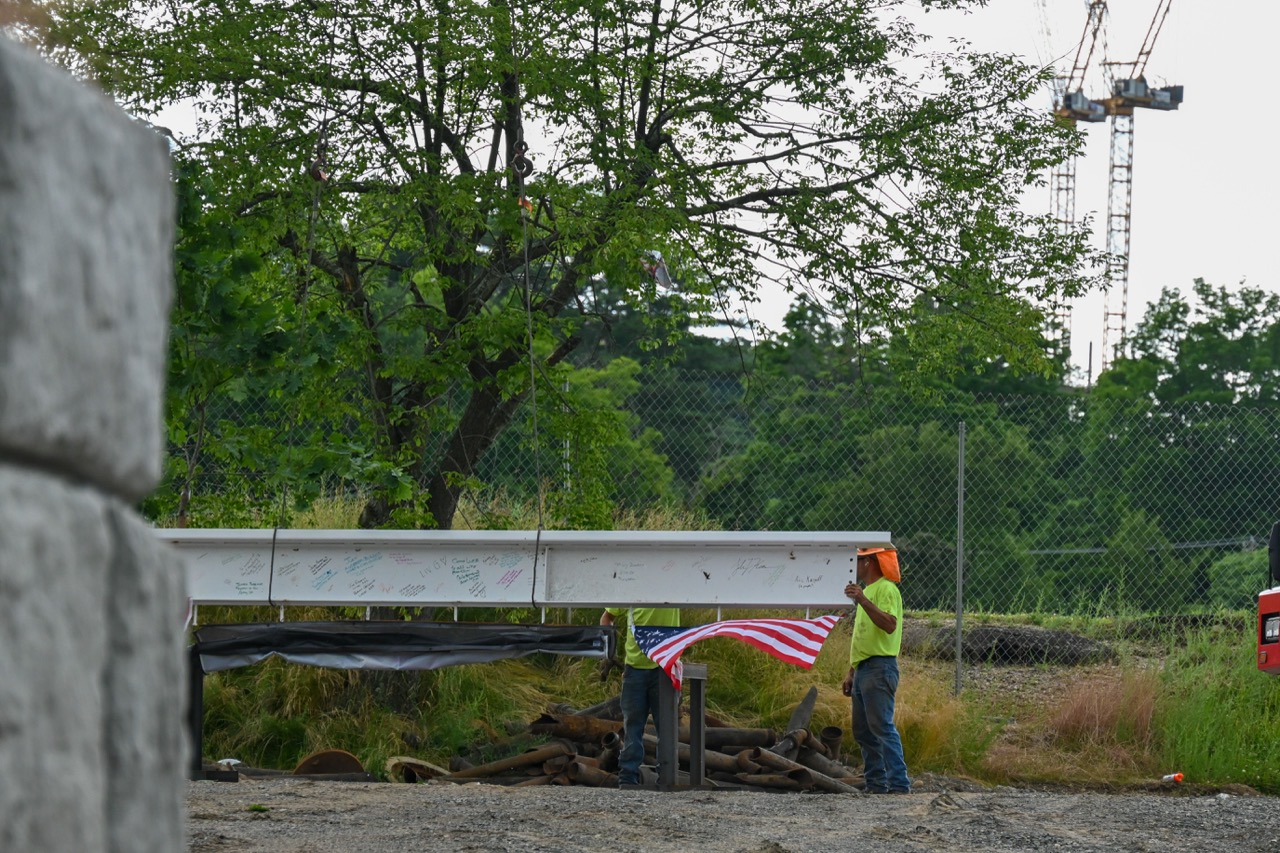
[631,615,843,690]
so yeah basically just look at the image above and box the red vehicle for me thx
[1258,522,1280,674]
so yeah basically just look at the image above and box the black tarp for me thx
[192,621,615,672]
[187,621,616,779]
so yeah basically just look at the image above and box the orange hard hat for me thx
[857,546,900,583]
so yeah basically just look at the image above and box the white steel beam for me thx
[159,529,893,609]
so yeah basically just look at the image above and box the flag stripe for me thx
[644,617,836,654]
[632,615,842,690]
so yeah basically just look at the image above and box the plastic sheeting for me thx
[192,621,615,673]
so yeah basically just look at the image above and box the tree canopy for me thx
[1107,279,1280,406]
[35,0,1096,527]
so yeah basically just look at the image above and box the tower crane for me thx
[1046,0,1182,375]
[1097,0,1182,370]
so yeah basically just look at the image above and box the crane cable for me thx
[506,0,547,607]
[277,16,338,530]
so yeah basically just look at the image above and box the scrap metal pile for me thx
[390,689,863,792]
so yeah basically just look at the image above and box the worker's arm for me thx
[844,582,897,635]
[600,610,615,626]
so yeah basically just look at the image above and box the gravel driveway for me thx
[187,777,1280,852]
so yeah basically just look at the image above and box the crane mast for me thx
[1048,1,1109,361]
[1098,0,1180,370]
[1048,0,1181,374]
[1100,110,1135,370]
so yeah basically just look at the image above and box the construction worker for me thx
[599,606,680,787]
[842,546,910,794]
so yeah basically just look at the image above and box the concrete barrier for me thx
[0,36,185,853]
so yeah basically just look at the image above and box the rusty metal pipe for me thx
[565,759,619,787]
[735,768,814,791]
[796,747,858,782]
[735,749,763,774]
[644,725,775,749]
[530,712,622,742]
[541,755,572,774]
[444,741,574,779]
[641,733,740,774]
[571,695,623,720]
[820,725,844,758]
[690,726,775,749]
[768,728,806,760]
[439,774,552,785]
[747,747,859,794]
[598,732,621,772]
[511,774,557,787]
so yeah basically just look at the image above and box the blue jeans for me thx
[619,665,665,785]
[851,656,910,793]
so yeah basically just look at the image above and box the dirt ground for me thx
[186,775,1280,853]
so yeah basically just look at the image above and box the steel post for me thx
[656,672,679,788]
[685,663,707,786]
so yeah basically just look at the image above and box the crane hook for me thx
[513,140,534,180]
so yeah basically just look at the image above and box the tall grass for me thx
[898,663,997,777]
[1155,625,1280,792]
[976,667,1162,786]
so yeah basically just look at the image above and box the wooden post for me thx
[187,645,204,781]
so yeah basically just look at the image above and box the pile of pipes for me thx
[404,688,863,792]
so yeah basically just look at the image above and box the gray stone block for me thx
[104,505,188,853]
[0,466,111,851]
[0,467,189,853]
[0,37,174,500]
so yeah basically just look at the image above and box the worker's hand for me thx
[841,669,854,697]
[845,581,863,604]
[597,654,622,682]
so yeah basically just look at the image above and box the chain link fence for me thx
[156,371,1280,618]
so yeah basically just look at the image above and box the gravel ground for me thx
[186,777,1280,852]
[188,627,1266,851]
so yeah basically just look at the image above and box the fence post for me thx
[563,378,572,492]
[954,421,966,697]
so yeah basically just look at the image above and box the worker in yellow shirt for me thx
[599,606,680,787]
[842,546,910,794]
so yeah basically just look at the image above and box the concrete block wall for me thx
[0,37,186,852]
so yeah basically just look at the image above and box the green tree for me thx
[1096,282,1280,546]
[1116,279,1280,406]
[1208,548,1269,611]
[42,0,1095,528]
[475,357,676,528]
[1023,282,1280,612]
[558,276,758,504]
[151,163,303,525]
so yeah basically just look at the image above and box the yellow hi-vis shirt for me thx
[605,607,680,669]
[848,578,903,667]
